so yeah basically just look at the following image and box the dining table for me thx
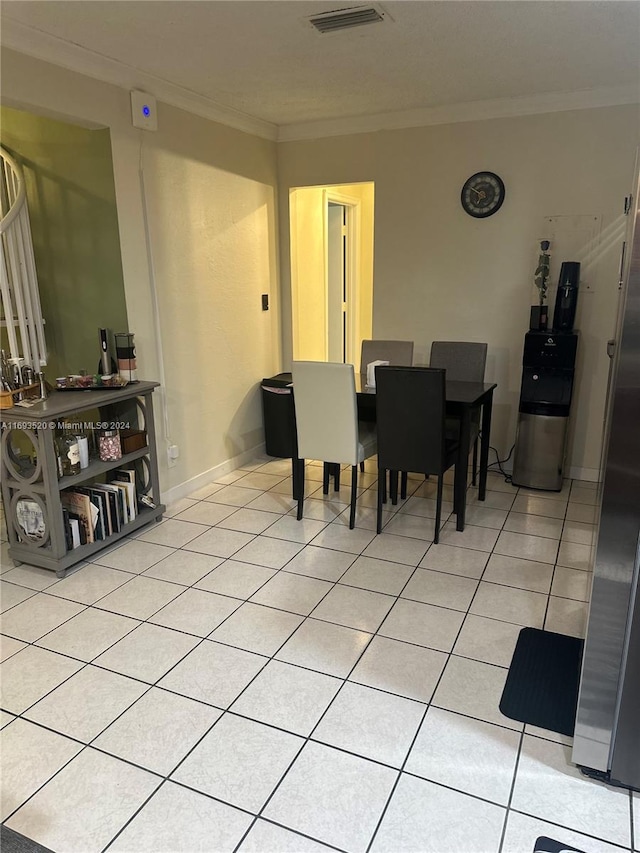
[261,370,497,532]
[354,373,497,531]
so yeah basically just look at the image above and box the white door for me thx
[327,202,347,362]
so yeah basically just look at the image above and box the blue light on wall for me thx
[131,91,157,130]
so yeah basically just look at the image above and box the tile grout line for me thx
[229,497,436,852]
[1,465,604,850]
[364,495,500,853]
[227,522,394,850]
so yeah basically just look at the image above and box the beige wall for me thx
[3,45,638,486]
[290,186,326,360]
[2,48,280,497]
[1,106,129,381]
[278,106,640,478]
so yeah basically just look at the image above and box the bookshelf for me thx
[1,381,165,576]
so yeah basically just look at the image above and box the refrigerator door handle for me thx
[607,339,616,359]
[618,240,627,289]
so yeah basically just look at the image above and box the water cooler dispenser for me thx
[512,262,580,490]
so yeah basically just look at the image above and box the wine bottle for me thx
[55,428,81,477]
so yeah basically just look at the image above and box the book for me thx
[90,488,110,538]
[91,487,112,537]
[113,468,138,519]
[62,508,73,551]
[105,483,127,528]
[69,518,81,549]
[67,513,87,545]
[112,469,137,519]
[80,487,110,540]
[74,488,105,541]
[60,491,95,545]
[90,484,121,534]
[114,468,135,486]
[109,481,132,524]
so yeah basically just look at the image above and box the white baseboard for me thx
[161,442,267,507]
[160,447,599,507]
[568,466,599,483]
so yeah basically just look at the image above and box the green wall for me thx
[1,106,128,380]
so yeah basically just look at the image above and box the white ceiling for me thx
[2,1,639,140]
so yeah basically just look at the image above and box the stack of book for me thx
[61,468,137,549]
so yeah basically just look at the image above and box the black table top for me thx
[265,371,496,405]
[354,373,496,404]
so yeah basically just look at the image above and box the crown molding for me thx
[1,18,279,141]
[278,84,640,142]
[3,17,637,145]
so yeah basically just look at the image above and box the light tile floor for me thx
[0,459,636,853]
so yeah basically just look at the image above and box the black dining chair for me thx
[375,366,460,543]
[360,340,415,376]
[357,339,415,440]
[429,341,488,486]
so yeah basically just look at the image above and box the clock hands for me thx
[461,172,504,217]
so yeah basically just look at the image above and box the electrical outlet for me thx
[167,444,179,468]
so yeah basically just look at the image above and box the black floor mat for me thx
[534,837,585,853]
[0,826,54,853]
[500,627,584,737]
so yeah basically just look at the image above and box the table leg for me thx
[291,457,300,501]
[478,389,494,501]
[455,409,471,531]
[390,470,399,505]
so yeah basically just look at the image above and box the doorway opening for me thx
[289,182,374,366]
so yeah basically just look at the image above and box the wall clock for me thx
[461,172,505,218]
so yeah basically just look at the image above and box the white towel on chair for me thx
[366,360,389,388]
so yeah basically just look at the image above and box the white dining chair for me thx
[292,360,377,529]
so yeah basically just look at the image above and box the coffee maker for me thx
[552,261,580,332]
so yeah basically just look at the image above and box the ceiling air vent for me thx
[308,5,388,34]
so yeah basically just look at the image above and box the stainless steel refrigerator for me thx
[572,160,640,789]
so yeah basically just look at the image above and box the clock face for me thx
[461,172,505,218]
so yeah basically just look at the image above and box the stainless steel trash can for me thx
[512,412,569,491]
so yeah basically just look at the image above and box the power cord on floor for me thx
[484,440,515,483]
